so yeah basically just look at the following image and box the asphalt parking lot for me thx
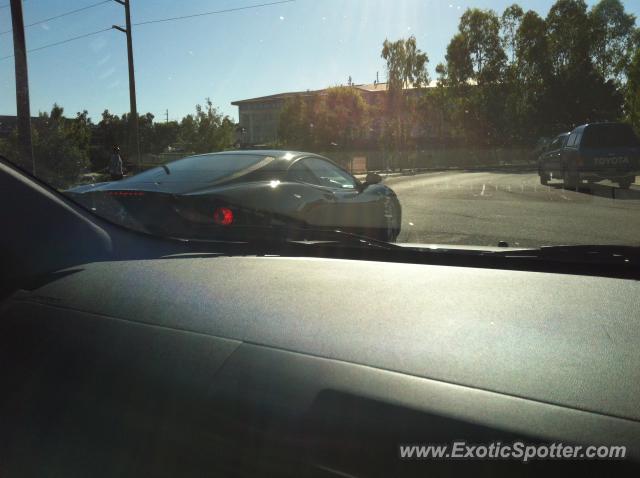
[384,170,640,247]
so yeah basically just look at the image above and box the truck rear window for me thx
[581,124,640,149]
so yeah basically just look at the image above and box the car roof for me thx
[182,150,330,171]
[573,122,632,132]
[186,150,307,160]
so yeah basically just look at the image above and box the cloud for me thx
[99,67,116,80]
[90,37,107,52]
[97,54,111,66]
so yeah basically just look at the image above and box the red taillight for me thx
[213,207,234,226]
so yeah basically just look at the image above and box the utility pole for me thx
[165,109,169,124]
[10,0,35,175]
[112,0,140,171]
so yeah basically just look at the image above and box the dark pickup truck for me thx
[538,123,640,189]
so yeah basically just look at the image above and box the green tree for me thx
[278,95,313,149]
[438,9,508,146]
[439,33,473,86]
[136,112,155,154]
[381,36,430,93]
[545,0,624,129]
[179,98,235,153]
[590,0,637,82]
[380,36,429,163]
[546,0,592,75]
[33,104,92,187]
[151,121,180,153]
[313,86,370,149]
[515,11,551,84]
[501,4,524,65]
[458,8,506,84]
[509,10,553,141]
[278,88,371,150]
[626,44,640,131]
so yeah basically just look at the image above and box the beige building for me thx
[232,90,316,145]
[231,81,437,146]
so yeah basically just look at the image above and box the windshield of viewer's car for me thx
[1,0,640,249]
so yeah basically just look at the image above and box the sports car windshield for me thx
[1,0,640,251]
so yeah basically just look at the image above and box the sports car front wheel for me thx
[381,197,401,242]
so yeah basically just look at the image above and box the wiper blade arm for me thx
[493,245,640,265]
[285,228,401,250]
[171,226,400,251]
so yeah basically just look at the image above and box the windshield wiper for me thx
[491,244,640,266]
[171,225,400,251]
[285,228,401,250]
[163,228,639,279]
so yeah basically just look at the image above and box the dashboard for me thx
[1,256,639,476]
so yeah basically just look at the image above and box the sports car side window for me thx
[299,158,357,189]
[288,160,318,185]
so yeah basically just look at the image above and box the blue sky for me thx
[0,0,638,122]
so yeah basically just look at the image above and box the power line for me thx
[0,0,111,36]
[0,27,112,60]
[0,0,27,10]
[0,0,295,61]
[133,0,295,26]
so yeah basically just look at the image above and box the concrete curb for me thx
[354,164,538,180]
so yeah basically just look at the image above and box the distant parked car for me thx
[538,123,640,189]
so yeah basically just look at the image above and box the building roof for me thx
[353,80,438,92]
[231,80,439,106]
[231,89,322,105]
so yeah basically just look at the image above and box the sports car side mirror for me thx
[365,172,382,185]
[358,172,382,192]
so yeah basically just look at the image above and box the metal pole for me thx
[10,0,35,174]
[114,0,140,171]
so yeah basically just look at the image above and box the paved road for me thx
[383,170,640,247]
